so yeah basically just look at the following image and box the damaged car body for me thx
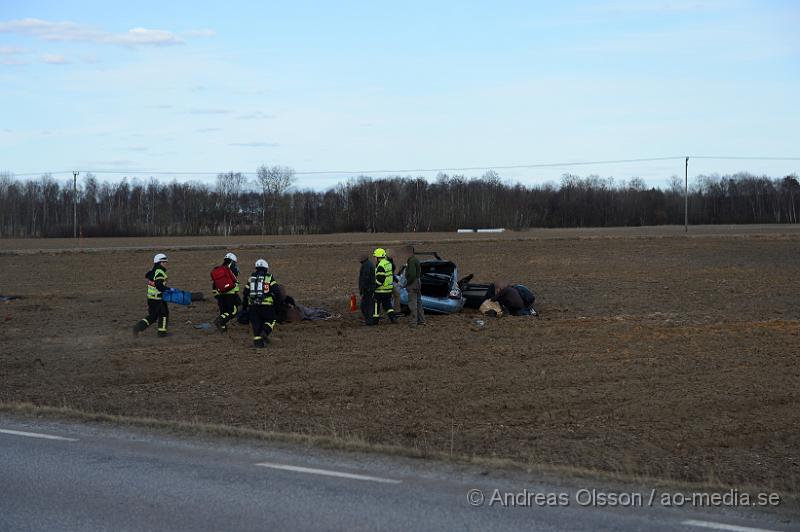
[398,252,465,314]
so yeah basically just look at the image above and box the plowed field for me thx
[1,226,798,493]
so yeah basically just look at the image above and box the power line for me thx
[291,156,687,175]
[690,156,800,161]
[9,170,221,177]
[10,171,76,177]
[9,158,684,177]
[6,155,799,178]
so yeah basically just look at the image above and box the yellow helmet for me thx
[373,248,386,258]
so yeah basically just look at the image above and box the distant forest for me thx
[0,167,798,237]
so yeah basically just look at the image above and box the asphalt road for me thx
[0,416,795,532]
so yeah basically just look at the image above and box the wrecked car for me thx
[398,252,465,314]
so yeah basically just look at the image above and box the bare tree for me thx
[2,170,800,238]
[255,165,295,234]
[217,171,247,236]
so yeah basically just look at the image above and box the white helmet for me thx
[153,253,168,264]
[224,252,238,262]
[255,258,269,269]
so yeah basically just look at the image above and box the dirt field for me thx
[1,226,799,494]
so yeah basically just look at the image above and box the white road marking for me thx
[682,519,781,532]
[255,462,402,484]
[0,428,78,442]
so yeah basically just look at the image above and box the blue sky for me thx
[1,0,798,189]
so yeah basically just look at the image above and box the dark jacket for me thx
[405,255,422,287]
[492,285,525,312]
[145,265,168,293]
[242,268,284,307]
[358,258,375,295]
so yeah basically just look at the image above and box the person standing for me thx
[242,259,282,348]
[358,253,376,325]
[211,252,241,332]
[132,253,170,337]
[404,245,425,327]
[386,248,402,312]
[373,248,397,324]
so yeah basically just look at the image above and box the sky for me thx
[1,0,798,190]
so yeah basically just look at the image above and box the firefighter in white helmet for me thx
[242,258,284,348]
[133,253,170,337]
[210,252,241,332]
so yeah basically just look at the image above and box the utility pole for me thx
[73,171,79,239]
[684,157,689,233]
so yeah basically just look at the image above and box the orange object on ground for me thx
[349,294,357,312]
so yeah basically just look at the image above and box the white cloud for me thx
[112,28,182,46]
[586,0,740,14]
[235,111,275,120]
[0,45,26,64]
[188,108,232,115]
[182,29,216,38]
[0,45,24,54]
[116,146,149,152]
[41,53,69,64]
[77,159,148,170]
[0,18,183,47]
[230,142,280,148]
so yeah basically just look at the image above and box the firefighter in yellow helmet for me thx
[372,248,397,324]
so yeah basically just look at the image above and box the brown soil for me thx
[1,226,798,493]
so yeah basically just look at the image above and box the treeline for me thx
[0,170,798,237]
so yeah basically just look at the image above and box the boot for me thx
[214,316,226,333]
[132,321,146,337]
[158,330,169,338]
[253,338,266,348]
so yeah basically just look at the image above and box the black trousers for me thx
[216,293,240,326]
[142,299,169,332]
[360,292,375,324]
[250,305,276,341]
[373,291,396,321]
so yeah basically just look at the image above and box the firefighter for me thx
[212,252,241,332]
[132,253,170,337]
[373,248,397,324]
[242,258,283,348]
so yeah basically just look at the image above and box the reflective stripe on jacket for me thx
[375,258,394,294]
[246,272,278,306]
[211,265,240,296]
[146,266,168,300]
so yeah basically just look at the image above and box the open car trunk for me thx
[420,261,456,298]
